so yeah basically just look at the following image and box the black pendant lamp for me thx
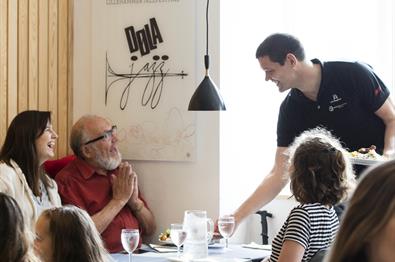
[188,0,226,111]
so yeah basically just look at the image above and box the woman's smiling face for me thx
[35,122,58,165]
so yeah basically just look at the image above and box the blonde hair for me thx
[326,159,395,262]
[41,205,112,262]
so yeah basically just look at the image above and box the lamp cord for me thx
[206,0,209,56]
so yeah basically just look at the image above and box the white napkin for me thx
[149,244,178,253]
[241,242,272,251]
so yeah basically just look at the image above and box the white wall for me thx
[219,0,395,246]
[73,0,221,243]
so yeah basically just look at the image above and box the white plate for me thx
[167,257,249,262]
[159,239,218,246]
[208,243,225,249]
[166,257,186,262]
[349,157,384,166]
[159,239,175,245]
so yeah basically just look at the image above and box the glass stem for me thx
[226,238,229,248]
[129,252,131,262]
[177,246,181,257]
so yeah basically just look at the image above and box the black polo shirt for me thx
[277,59,390,153]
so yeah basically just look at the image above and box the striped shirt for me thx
[269,203,339,262]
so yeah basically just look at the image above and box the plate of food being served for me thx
[348,145,385,166]
[158,228,220,246]
[158,229,175,245]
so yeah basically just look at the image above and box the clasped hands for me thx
[111,162,142,210]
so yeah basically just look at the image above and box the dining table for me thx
[111,243,271,262]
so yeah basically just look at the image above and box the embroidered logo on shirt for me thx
[329,94,342,104]
[329,103,347,112]
[328,94,347,112]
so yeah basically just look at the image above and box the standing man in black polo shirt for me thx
[232,33,395,231]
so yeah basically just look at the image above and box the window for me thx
[219,0,394,214]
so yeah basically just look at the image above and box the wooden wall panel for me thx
[67,0,73,156]
[7,0,18,126]
[28,0,38,109]
[48,0,58,156]
[58,0,68,156]
[38,0,48,111]
[18,0,28,112]
[0,0,8,138]
[0,0,72,158]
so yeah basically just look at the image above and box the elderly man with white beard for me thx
[56,115,156,253]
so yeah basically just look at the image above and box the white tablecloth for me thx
[111,244,270,262]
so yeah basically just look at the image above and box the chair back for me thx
[43,155,76,178]
[309,248,327,262]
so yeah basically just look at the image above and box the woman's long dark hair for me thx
[0,193,31,262]
[0,110,53,196]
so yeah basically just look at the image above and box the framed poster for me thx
[91,0,196,161]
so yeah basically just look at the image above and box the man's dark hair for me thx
[255,33,305,65]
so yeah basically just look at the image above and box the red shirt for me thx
[55,158,147,253]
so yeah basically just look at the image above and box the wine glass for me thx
[218,215,235,249]
[121,229,140,262]
[170,223,188,258]
[207,218,214,244]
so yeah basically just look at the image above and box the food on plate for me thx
[158,228,170,241]
[349,145,382,160]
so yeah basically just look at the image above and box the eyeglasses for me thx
[84,125,117,145]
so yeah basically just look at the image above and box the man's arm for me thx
[92,166,133,233]
[233,147,290,226]
[130,197,156,236]
[127,173,156,236]
[375,97,395,158]
[92,198,128,233]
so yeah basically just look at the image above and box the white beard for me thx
[95,150,122,171]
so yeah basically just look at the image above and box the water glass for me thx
[170,223,188,257]
[218,215,235,249]
[121,229,139,262]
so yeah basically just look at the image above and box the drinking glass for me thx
[218,215,235,249]
[170,223,188,258]
[207,218,214,244]
[121,229,140,262]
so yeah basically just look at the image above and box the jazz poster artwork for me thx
[91,0,196,161]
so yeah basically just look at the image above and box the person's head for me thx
[0,193,38,262]
[256,33,306,92]
[0,110,58,196]
[326,160,395,262]
[287,127,355,206]
[256,33,305,64]
[70,115,121,171]
[34,205,110,262]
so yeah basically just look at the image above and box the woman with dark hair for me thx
[35,205,112,262]
[0,110,62,229]
[267,127,355,262]
[326,159,395,262]
[0,193,40,262]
